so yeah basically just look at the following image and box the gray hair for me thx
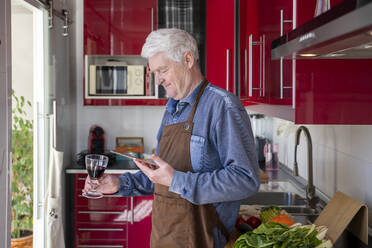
[141,28,199,63]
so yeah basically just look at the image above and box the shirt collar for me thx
[165,80,205,114]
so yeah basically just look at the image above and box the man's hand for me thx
[134,154,174,187]
[82,174,120,195]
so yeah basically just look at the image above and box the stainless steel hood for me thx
[272,0,372,59]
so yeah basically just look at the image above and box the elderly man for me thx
[84,28,260,248]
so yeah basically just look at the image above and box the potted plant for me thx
[11,90,33,248]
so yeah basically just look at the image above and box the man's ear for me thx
[183,52,195,69]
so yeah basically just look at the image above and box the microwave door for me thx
[115,66,127,94]
[97,66,114,94]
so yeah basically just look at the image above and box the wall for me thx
[249,112,372,228]
[71,0,164,156]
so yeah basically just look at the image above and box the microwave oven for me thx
[88,64,145,96]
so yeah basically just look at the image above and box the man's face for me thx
[149,52,190,100]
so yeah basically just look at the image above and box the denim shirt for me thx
[117,82,260,247]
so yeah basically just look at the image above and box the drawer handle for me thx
[78,194,123,198]
[78,228,124,232]
[78,211,123,214]
[77,245,124,248]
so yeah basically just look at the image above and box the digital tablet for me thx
[110,150,158,169]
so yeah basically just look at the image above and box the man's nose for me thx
[155,75,164,86]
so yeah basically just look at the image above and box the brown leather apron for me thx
[150,80,229,248]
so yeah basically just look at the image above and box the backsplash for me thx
[76,106,164,154]
[248,110,372,228]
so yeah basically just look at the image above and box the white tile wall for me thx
[76,106,164,154]
[267,116,372,227]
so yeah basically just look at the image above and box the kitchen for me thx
[1,0,372,247]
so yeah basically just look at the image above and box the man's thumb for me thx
[152,154,165,167]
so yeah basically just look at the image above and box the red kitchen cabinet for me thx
[73,174,153,248]
[128,195,153,248]
[84,0,157,55]
[294,0,372,124]
[206,0,235,93]
[240,0,261,100]
[259,0,294,105]
[295,59,372,124]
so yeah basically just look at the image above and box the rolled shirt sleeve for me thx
[117,170,154,196]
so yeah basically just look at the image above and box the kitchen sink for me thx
[282,206,319,215]
[241,192,307,206]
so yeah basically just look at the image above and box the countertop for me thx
[65,159,140,174]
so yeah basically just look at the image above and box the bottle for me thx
[271,143,279,171]
[264,142,273,171]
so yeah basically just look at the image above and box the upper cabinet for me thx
[243,0,372,124]
[84,0,157,55]
[83,0,169,106]
[206,0,235,93]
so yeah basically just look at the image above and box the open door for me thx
[0,0,12,246]
[11,0,71,247]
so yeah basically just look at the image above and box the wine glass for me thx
[82,154,109,199]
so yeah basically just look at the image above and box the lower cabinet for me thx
[73,174,153,248]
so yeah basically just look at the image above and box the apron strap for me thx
[216,217,230,242]
[187,79,209,123]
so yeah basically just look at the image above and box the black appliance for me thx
[88,125,105,154]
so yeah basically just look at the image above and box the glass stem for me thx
[91,179,98,192]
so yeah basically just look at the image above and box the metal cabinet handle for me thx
[292,0,297,109]
[78,211,123,214]
[77,194,123,198]
[226,49,229,92]
[262,35,265,97]
[78,246,123,248]
[151,8,154,31]
[78,228,124,231]
[244,48,247,96]
[248,34,262,97]
[259,36,263,97]
[280,9,293,99]
[130,196,134,224]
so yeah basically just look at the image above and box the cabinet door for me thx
[73,174,130,248]
[128,195,153,248]
[240,0,262,100]
[259,0,294,104]
[84,0,157,55]
[206,0,235,93]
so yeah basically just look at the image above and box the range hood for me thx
[272,0,372,59]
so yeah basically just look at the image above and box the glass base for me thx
[82,191,103,199]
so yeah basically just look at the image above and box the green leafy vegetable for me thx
[233,223,328,248]
[260,205,282,223]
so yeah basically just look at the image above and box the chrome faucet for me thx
[294,126,318,209]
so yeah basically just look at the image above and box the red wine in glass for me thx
[83,154,109,199]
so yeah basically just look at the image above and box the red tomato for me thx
[246,216,261,229]
[235,216,246,229]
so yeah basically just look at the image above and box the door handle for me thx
[248,34,262,97]
[280,9,293,99]
[226,49,230,92]
[244,48,247,96]
[151,8,154,31]
[130,196,134,224]
[52,100,57,149]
